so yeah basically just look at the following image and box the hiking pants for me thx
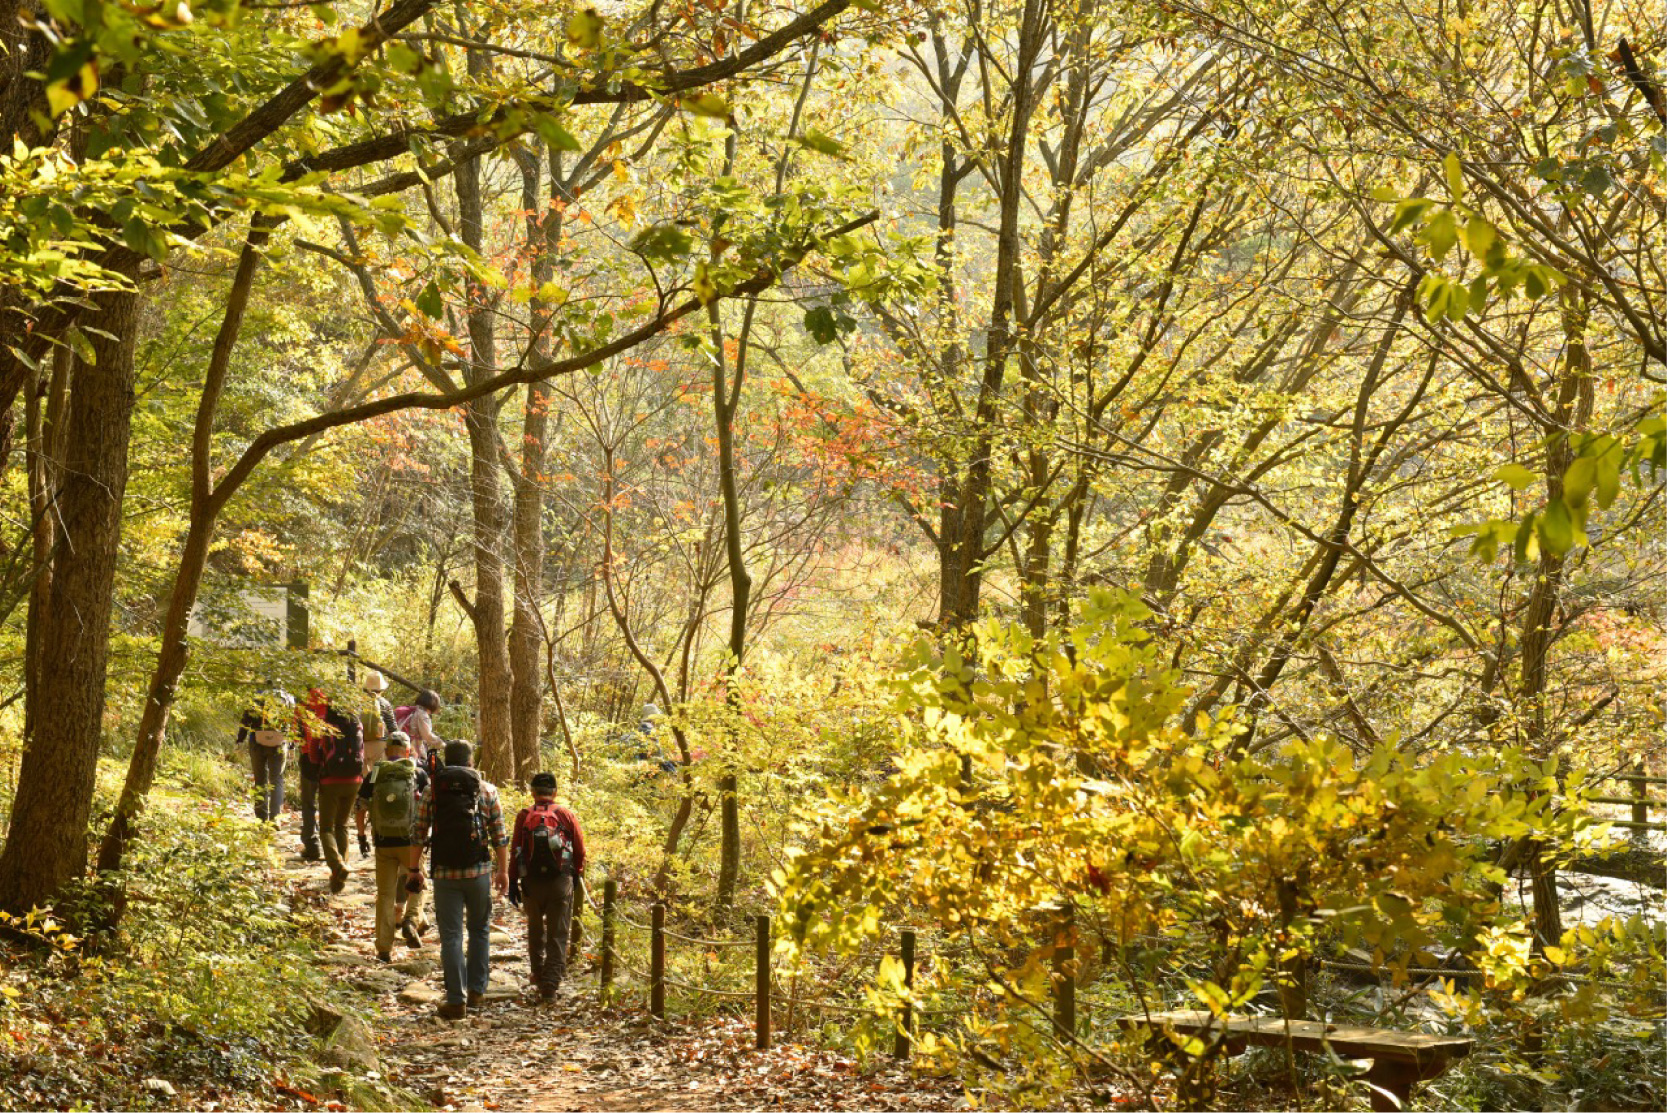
[249,742,285,822]
[433,874,493,1005]
[373,847,411,953]
[299,774,319,852]
[523,873,574,989]
[318,782,359,873]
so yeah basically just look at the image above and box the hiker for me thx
[296,695,322,861]
[236,688,295,823]
[407,739,508,1020]
[397,688,444,766]
[355,732,429,962]
[360,670,397,770]
[507,772,587,1001]
[301,687,365,892]
[359,671,397,856]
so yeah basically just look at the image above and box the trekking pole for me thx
[650,903,666,1020]
[600,879,616,1004]
[755,914,772,1050]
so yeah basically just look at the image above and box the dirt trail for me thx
[276,816,961,1112]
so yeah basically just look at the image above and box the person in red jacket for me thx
[300,687,365,892]
[507,772,586,1001]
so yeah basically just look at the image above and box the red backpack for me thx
[521,803,575,880]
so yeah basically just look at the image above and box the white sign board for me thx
[187,586,292,648]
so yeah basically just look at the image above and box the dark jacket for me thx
[235,690,295,748]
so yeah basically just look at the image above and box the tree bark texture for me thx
[454,137,514,786]
[507,145,558,784]
[0,281,139,912]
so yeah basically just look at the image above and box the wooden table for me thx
[1117,1010,1474,1111]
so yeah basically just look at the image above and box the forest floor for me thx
[284,817,969,1113]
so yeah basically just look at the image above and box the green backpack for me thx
[368,759,418,840]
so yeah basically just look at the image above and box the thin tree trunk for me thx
[507,144,559,783]
[94,218,273,892]
[1517,285,1595,951]
[0,278,140,913]
[453,131,515,785]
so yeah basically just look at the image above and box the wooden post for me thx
[286,581,309,649]
[894,929,916,1060]
[1275,877,1309,1019]
[1053,906,1076,1039]
[569,875,584,963]
[1633,761,1649,844]
[650,902,665,1020]
[755,914,772,1050]
[600,879,615,1003]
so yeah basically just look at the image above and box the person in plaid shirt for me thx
[407,739,509,1019]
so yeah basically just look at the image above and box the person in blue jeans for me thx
[407,739,508,1020]
[236,689,295,822]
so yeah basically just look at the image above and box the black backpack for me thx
[430,767,489,869]
[319,707,364,779]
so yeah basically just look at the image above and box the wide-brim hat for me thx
[362,670,388,693]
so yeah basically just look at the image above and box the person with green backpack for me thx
[355,732,429,962]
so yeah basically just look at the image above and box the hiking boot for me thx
[467,991,485,1008]
[301,844,322,862]
[400,920,422,949]
[437,1002,466,1021]
[376,951,392,964]
[539,984,557,1003]
[329,866,348,893]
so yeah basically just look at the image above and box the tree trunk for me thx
[454,138,514,785]
[95,218,272,891]
[0,279,139,912]
[1516,285,1595,951]
[506,145,558,784]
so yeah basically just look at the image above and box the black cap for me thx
[530,772,557,792]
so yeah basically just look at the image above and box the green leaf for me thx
[1444,151,1465,201]
[1562,456,1595,505]
[804,306,840,344]
[1514,510,1540,563]
[1594,452,1621,509]
[1460,217,1496,260]
[1537,497,1582,556]
[630,223,693,263]
[1494,463,1538,490]
[793,129,848,158]
[62,326,95,367]
[1468,275,1489,312]
[532,114,582,152]
[681,93,731,119]
[1388,198,1433,235]
[414,280,444,319]
[384,42,423,74]
[1423,208,1457,262]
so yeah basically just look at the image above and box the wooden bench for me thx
[1117,1010,1473,1111]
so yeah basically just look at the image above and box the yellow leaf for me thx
[567,7,604,50]
[681,93,730,119]
[692,261,717,306]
